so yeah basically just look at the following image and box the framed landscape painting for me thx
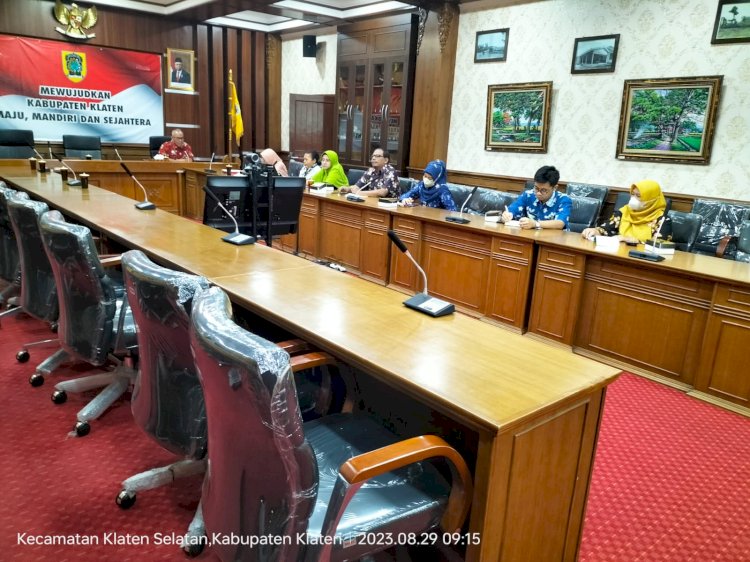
[571,34,620,74]
[485,81,552,152]
[474,29,509,63]
[616,76,723,165]
[712,0,750,44]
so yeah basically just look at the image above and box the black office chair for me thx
[3,196,71,385]
[668,211,703,252]
[568,195,602,233]
[62,134,102,159]
[149,135,170,157]
[735,221,750,263]
[0,129,35,158]
[566,182,608,206]
[39,210,138,436]
[346,168,365,186]
[288,158,304,177]
[0,183,21,306]
[690,199,750,258]
[189,286,473,562]
[613,191,673,214]
[116,250,209,551]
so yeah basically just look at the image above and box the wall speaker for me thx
[302,35,317,58]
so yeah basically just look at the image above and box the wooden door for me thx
[289,94,335,157]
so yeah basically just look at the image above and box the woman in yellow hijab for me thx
[581,180,671,242]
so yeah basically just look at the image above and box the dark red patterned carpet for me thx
[1,311,749,561]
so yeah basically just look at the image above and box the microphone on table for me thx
[26,142,46,162]
[346,180,371,202]
[120,163,156,210]
[52,152,81,186]
[48,142,53,160]
[205,153,216,174]
[114,148,123,161]
[201,186,254,245]
[386,230,454,317]
[445,186,479,224]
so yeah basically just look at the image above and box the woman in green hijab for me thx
[311,150,348,188]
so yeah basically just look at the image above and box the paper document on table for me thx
[504,220,520,228]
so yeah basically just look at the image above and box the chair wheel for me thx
[183,542,205,558]
[50,322,58,333]
[74,421,90,437]
[51,390,67,404]
[16,350,30,363]
[116,490,136,509]
[29,373,44,387]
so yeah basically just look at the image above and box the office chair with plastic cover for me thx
[116,250,209,553]
[567,195,602,233]
[733,220,750,263]
[3,196,71,386]
[189,286,473,562]
[40,210,138,436]
[0,183,21,306]
[62,134,102,159]
[149,136,170,158]
[0,129,35,158]
[667,211,703,252]
[288,158,304,177]
[690,199,750,258]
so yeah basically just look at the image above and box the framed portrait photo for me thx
[616,76,723,165]
[166,48,195,92]
[571,34,620,74]
[485,81,552,152]
[712,0,750,44]
[474,28,509,63]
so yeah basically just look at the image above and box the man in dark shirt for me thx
[340,148,400,198]
[171,58,191,84]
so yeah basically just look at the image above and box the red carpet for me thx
[2,311,750,561]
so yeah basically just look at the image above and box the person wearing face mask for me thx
[581,179,672,243]
[310,150,349,188]
[340,148,400,198]
[398,159,456,210]
[501,165,571,230]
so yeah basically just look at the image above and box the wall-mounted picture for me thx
[616,76,723,165]
[712,0,750,44]
[166,48,195,92]
[474,28,509,63]
[571,34,620,74]
[485,81,552,152]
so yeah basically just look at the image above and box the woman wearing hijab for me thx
[311,150,348,188]
[581,179,671,242]
[398,159,457,210]
[260,148,289,176]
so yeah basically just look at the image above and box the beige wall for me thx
[449,0,750,200]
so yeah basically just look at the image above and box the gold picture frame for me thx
[485,81,552,152]
[166,48,195,92]
[615,76,723,165]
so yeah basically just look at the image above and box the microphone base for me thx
[445,216,470,224]
[222,232,255,245]
[403,293,455,317]
[135,201,156,210]
[204,169,217,174]
[67,180,82,186]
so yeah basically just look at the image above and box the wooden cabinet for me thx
[389,215,422,292]
[486,237,535,330]
[297,196,320,257]
[184,169,203,220]
[336,18,416,171]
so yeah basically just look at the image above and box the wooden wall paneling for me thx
[240,31,254,155]
[421,223,491,314]
[297,196,320,256]
[575,258,711,385]
[409,5,459,171]
[319,201,364,270]
[289,95,335,156]
[695,284,750,406]
[528,247,586,344]
[267,34,282,151]
[360,210,392,284]
[485,237,534,330]
[389,215,422,292]
[195,25,211,157]
[210,27,225,158]
[253,33,267,149]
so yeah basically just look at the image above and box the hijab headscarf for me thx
[619,179,666,241]
[311,150,348,188]
[416,159,451,205]
[260,148,288,176]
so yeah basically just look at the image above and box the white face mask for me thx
[423,177,435,188]
[629,196,645,211]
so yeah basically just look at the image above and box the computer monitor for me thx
[267,175,306,236]
[203,175,252,234]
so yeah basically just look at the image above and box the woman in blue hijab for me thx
[398,159,457,210]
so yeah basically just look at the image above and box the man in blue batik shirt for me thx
[501,165,571,230]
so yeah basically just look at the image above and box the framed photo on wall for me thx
[712,0,750,44]
[571,34,620,74]
[474,28,509,63]
[615,76,723,165]
[485,81,552,152]
[166,48,195,92]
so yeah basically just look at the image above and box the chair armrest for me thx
[340,435,473,532]
[99,255,122,267]
[717,235,736,258]
[290,351,335,372]
[276,338,310,354]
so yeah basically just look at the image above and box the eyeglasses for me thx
[371,153,385,159]
[533,184,552,195]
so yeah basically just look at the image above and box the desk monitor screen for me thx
[203,175,252,234]
[267,175,306,236]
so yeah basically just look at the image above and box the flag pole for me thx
[226,69,233,164]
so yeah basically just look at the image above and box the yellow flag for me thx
[229,80,244,144]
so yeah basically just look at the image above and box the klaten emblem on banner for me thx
[54,0,98,39]
[62,51,87,83]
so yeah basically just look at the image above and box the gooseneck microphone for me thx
[120,163,156,210]
[201,186,254,245]
[52,152,81,186]
[386,230,454,317]
[26,142,46,162]
[445,186,479,224]
[205,153,216,174]
[114,148,123,161]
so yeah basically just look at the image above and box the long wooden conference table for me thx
[1,163,619,562]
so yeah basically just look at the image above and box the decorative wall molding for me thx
[266,34,280,68]
[437,3,458,53]
[416,8,428,56]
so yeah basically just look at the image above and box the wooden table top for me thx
[2,168,619,432]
